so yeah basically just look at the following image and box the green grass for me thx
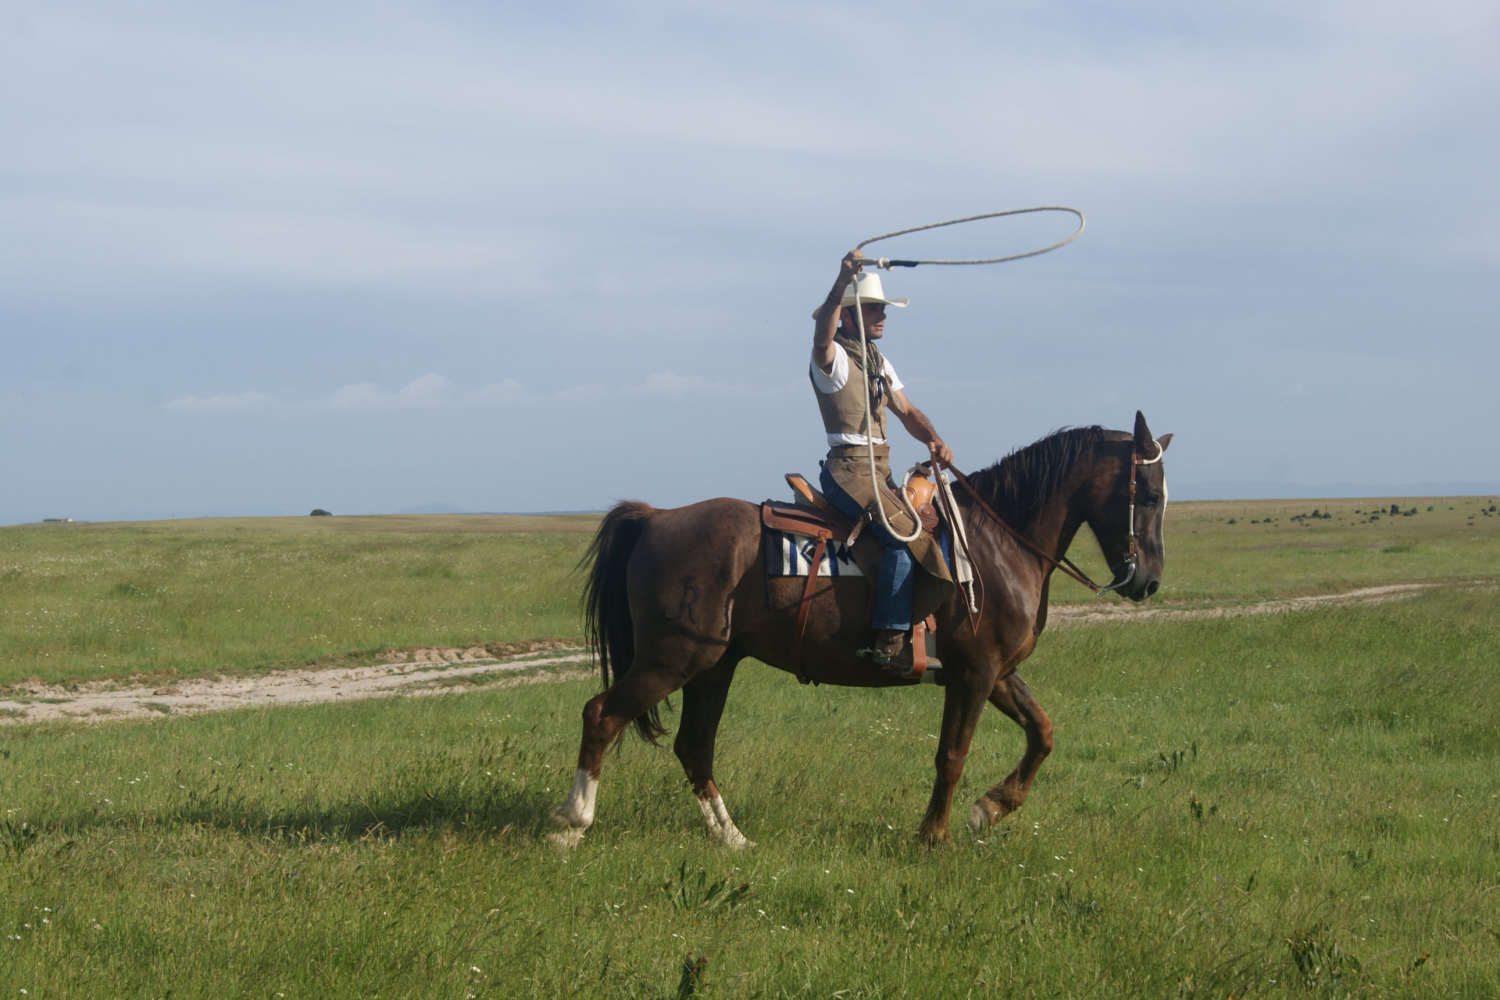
[1059,495,1500,608]
[3,590,1498,997]
[4,498,1499,690]
[0,515,597,687]
[2,498,1498,995]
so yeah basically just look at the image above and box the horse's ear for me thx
[1133,410,1153,452]
[1133,412,1171,455]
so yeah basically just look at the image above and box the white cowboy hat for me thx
[810,272,909,318]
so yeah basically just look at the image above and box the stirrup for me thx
[861,631,914,679]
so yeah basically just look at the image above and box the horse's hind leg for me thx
[969,671,1053,833]
[674,653,752,849]
[549,661,682,848]
[550,627,734,848]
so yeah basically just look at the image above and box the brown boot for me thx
[864,628,913,679]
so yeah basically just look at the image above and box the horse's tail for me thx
[579,501,668,743]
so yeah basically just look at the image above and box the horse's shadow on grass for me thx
[50,776,562,846]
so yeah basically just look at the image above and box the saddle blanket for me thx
[764,530,863,578]
[764,527,955,579]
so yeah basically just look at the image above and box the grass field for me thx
[0,514,597,688]
[2,501,1498,997]
[2,497,1497,689]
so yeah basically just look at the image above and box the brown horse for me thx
[550,411,1172,848]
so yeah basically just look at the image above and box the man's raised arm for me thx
[812,251,863,374]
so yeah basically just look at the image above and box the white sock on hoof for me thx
[554,768,599,829]
[696,792,754,850]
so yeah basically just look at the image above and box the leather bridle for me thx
[1104,438,1166,594]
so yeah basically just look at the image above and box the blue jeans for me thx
[819,462,913,632]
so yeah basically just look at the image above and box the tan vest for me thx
[808,336,953,619]
[811,336,889,443]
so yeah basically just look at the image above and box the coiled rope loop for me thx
[847,205,1085,545]
[856,206,1085,269]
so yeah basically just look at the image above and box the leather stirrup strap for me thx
[793,536,827,684]
[908,619,927,679]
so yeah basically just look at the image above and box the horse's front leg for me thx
[674,654,753,849]
[969,671,1053,833]
[917,667,994,845]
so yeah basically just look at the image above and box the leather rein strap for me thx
[946,465,1105,594]
[938,439,1163,597]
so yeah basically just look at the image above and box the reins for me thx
[933,438,1166,598]
[942,458,1104,594]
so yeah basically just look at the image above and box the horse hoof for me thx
[547,826,586,850]
[917,826,952,847]
[968,799,1000,834]
[547,802,591,850]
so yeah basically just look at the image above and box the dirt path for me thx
[0,582,1472,727]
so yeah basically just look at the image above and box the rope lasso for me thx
[855,207,1085,269]
[836,207,1088,561]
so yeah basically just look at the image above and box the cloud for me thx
[165,391,277,412]
[321,375,454,410]
[630,371,745,398]
[473,378,531,404]
[324,382,386,410]
[166,375,457,414]
[163,370,746,416]
[394,373,451,404]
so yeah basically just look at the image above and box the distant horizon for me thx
[8,482,1499,528]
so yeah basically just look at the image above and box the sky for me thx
[3,1,1498,524]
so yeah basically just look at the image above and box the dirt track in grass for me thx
[0,583,1472,726]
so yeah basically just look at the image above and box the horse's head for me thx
[1085,411,1173,602]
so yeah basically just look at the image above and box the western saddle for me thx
[761,470,940,682]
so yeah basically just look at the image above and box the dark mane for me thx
[963,426,1109,528]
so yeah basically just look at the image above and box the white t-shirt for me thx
[810,342,904,446]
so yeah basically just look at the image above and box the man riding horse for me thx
[811,250,955,676]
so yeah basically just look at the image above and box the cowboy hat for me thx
[810,272,909,318]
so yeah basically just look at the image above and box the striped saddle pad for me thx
[763,530,864,578]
